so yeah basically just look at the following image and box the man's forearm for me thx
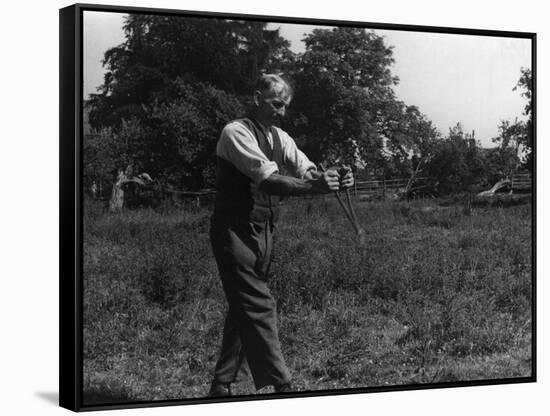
[259,172,326,196]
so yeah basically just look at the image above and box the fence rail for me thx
[102,172,532,209]
[511,173,532,191]
[353,176,434,197]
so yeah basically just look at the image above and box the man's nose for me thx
[276,106,286,117]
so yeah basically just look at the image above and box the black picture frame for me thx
[60,3,536,412]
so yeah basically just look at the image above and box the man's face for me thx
[255,84,292,127]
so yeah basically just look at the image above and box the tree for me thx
[85,77,244,191]
[82,116,151,193]
[143,78,244,189]
[481,146,520,186]
[89,15,293,128]
[516,68,532,118]
[378,102,440,177]
[425,123,487,194]
[287,28,397,167]
[287,27,438,177]
[492,68,532,171]
[85,15,293,190]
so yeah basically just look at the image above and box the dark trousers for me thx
[210,214,291,390]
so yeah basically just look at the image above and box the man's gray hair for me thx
[254,73,293,98]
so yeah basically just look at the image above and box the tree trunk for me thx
[109,181,125,212]
[109,170,127,212]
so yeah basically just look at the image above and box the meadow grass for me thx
[82,195,532,403]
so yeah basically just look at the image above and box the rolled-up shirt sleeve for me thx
[216,122,279,185]
[278,129,316,178]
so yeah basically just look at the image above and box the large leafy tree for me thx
[287,27,437,176]
[288,28,395,165]
[378,102,440,177]
[89,15,293,127]
[85,14,293,189]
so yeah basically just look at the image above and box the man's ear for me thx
[253,91,262,107]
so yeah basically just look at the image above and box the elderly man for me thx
[209,73,353,396]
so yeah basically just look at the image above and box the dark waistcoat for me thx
[213,118,282,223]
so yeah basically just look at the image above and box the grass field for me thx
[82,194,532,404]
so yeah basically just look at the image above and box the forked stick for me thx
[320,164,364,242]
[334,191,360,234]
[343,181,366,245]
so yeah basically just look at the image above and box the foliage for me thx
[84,15,531,193]
[83,116,151,192]
[424,123,488,193]
[89,15,292,127]
[286,28,440,177]
[85,15,291,190]
[288,28,410,171]
[379,103,440,178]
[492,68,532,171]
[480,145,521,185]
[515,68,532,118]
[85,78,244,190]
[142,78,245,189]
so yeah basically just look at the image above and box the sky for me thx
[83,11,532,148]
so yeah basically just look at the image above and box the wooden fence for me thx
[163,188,216,208]
[160,176,436,206]
[352,176,434,198]
[511,173,532,192]
[104,172,532,209]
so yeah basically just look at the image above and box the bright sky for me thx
[84,12,532,148]
[83,12,127,99]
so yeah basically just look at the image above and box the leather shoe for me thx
[274,383,292,393]
[209,382,232,397]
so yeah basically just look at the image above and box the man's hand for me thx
[338,166,355,189]
[259,167,344,196]
[319,168,341,192]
